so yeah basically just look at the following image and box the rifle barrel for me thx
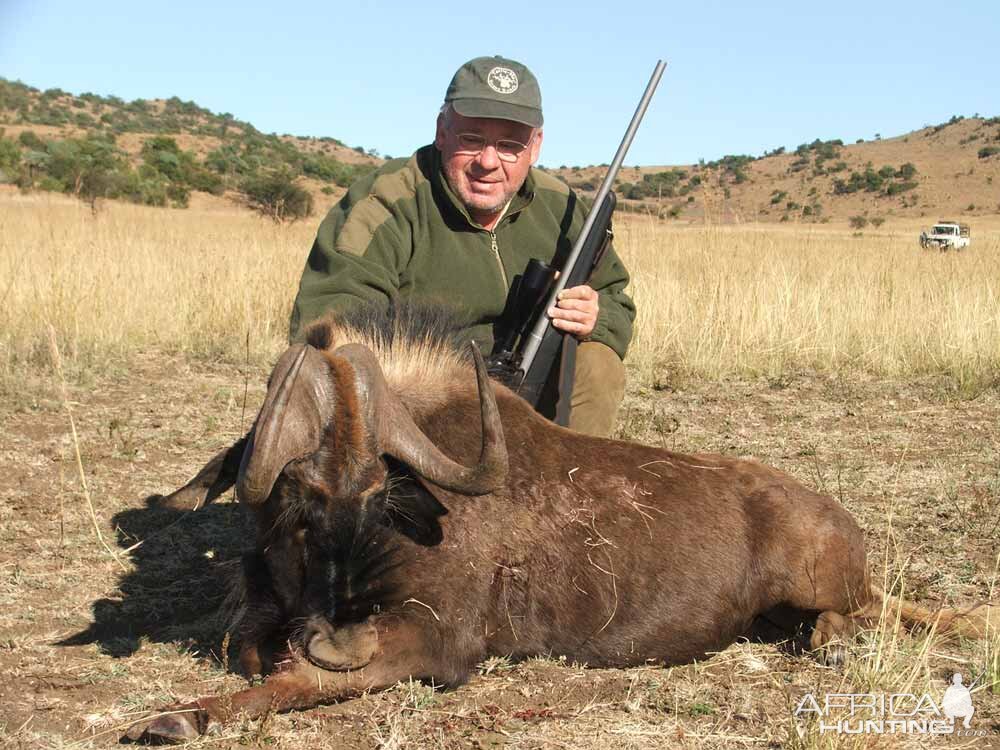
[518,59,667,373]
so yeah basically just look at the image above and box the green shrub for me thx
[38,175,65,192]
[849,215,868,229]
[141,136,184,180]
[978,146,999,159]
[0,137,21,171]
[166,183,190,208]
[241,169,313,222]
[18,130,45,150]
[886,180,917,195]
[302,153,366,186]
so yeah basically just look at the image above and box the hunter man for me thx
[290,56,635,436]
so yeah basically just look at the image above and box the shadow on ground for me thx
[58,495,251,659]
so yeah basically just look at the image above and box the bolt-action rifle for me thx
[487,60,666,425]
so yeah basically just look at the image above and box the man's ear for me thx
[529,128,543,165]
[434,111,448,151]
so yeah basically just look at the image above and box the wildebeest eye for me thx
[378,457,448,546]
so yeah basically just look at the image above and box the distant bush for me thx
[833,162,919,198]
[302,153,368,186]
[241,169,313,222]
[870,217,885,228]
[885,180,917,196]
[166,183,190,208]
[789,157,809,173]
[0,136,21,173]
[849,215,868,229]
[930,115,964,134]
[18,130,45,150]
[978,146,999,159]
[704,154,753,184]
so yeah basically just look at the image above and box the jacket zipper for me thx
[488,230,509,289]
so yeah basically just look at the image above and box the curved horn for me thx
[333,342,507,495]
[237,344,336,505]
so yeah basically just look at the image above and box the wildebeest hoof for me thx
[305,620,378,671]
[124,706,206,744]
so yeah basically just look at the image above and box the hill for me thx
[0,78,383,218]
[551,115,1000,225]
[1,77,998,225]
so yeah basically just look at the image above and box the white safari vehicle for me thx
[920,221,971,251]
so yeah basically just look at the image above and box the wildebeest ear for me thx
[238,345,338,505]
[378,457,448,547]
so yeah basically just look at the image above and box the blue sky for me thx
[1,0,997,168]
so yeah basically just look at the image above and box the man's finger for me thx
[557,285,597,301]
[548,306,593,324]
[554,298,597,314]
[551,318,591,335]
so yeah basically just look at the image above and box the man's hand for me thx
[548,284,599,339]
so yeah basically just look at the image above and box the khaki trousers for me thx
[568,341,626,438]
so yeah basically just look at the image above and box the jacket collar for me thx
[424,144,535,230]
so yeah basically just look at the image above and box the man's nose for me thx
[475,144,502,169]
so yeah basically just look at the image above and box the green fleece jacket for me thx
[289,145,635,359]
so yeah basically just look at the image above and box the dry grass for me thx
[0,191,307,377]
[617,217,1000,389]
[2,193,999,392]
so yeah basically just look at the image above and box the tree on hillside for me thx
[240,169,313,223]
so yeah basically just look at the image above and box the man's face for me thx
[435,107,543,224]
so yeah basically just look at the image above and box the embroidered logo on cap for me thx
[486,67,519,94]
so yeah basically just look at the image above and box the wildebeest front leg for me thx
[128,619,441,743]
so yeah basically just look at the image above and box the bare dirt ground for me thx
[1,355,998,748]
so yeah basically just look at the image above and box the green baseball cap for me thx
[444,55,543,128]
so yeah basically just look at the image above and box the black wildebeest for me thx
[130,306,995,742]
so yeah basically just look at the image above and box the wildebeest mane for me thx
[303,301,477,418]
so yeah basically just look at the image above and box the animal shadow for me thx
[58,494,251,661]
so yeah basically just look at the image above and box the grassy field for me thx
[3,191,1000,387]
[1,193,999,748]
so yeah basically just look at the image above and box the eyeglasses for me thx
[454,132,532,163]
